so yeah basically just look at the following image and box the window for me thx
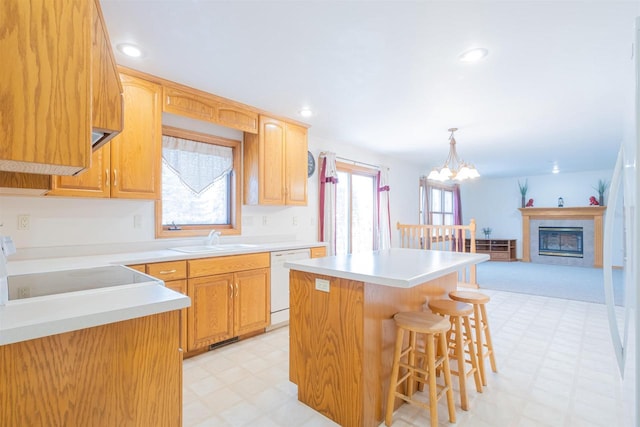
[419,180,456,226]
[430,186,454,226]
[156,126,241,238]
[335,162,377,255]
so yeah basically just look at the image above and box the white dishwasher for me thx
[270,249,310,327]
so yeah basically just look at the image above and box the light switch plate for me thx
[315,278,330,293]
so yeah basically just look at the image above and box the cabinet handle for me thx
[113,169,117,187]
[235,283,239,297]
[229,283,233,299]
[105,169,110,187]
[158,269,177,275]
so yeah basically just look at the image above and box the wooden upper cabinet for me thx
[0,0,122,177]
[50,73,161,199]
[285,122,309,205]
[0,0,122,193]
[163,85,258,133]
[0,0,91,176]
[110,73,162,199]
[50,145,111,197]
[91,0,123,144]
[244,115,309,206]
[260,118,286,205]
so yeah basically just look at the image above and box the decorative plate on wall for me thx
[307,151,316,177]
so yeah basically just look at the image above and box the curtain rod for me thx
[319,152,381,170]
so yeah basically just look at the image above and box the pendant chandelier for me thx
[427,128,480,181]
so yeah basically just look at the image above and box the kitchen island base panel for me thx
[0,311,182,426]
[289,270,456,427]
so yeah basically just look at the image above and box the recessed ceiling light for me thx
[458,47,488,63]
[552,165,560,174]
[117,43,143,58]
[300,108,313,118]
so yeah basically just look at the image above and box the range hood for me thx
[91,127,120,152]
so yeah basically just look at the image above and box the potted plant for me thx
[594,179,609,206]
[518,179,528,208]
[482,227,492,239]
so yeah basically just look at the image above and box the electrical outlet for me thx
[17,287,30,299]
[293,216,298,226]
[17,214,30,230]
[133,214,142,229]
[262,216,268,226]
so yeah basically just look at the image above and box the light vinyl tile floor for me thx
[183,289,629,427]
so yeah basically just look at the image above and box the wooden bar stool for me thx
[385,311,456,427]
[427,299,482,411]
[449,291,497,386]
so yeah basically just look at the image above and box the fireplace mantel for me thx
[519,206,606,267]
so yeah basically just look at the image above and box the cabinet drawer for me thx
[188,253,270,278]
[147,260,187,281]
[490,252,510,260]
[310,246,326,258]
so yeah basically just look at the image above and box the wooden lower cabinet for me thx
[187,267,270,351]
[466,239,517,261]
[235,268,270,335]
[188,273,235,349]
[129,261,188,351]
[0,311,182,426]
[165,279,188,352]
[310,246,327,258]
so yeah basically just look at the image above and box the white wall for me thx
[460,168,624,265]
[0,133,423,250]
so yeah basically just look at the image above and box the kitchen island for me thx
[285,248,489,427]
[0,269,190,426]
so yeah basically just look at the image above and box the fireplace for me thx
[519,207,605,267]
[538,226,583,258]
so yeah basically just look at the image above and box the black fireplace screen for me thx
[538,226,584,258]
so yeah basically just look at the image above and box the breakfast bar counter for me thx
[285,248,489,427]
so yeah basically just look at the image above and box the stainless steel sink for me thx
[169,244,259,254]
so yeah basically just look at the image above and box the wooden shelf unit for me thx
[467,239,517,261]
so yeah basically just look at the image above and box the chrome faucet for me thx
[206,230,221,246]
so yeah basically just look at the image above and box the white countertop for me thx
[0,281,189,345]
[284,248,489,288]
[1,240,324,346]
[6,241,326,275]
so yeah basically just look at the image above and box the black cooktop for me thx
[7,265,159,300]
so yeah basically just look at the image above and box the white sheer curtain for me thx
[377,167,391,250]
[419,175,430,225]
[319,152,338,256]
[162,135,233,195]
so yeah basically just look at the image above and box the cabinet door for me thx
[110,74,162,199]
[259,117,286,205]
[187,274,234,351]
[234,268,270,336]
[166,279,188,352]
[91,0,123,139]
[49,145,111,197]
[0,0,91,176]
[285,123,308,205]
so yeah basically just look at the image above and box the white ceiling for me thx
[101,0,640,178]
